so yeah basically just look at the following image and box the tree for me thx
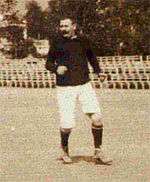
[0,0,20,25]
[45,0,121,55]
[25,0,45,39]
[119,0,150,55]
[24,0,150,55]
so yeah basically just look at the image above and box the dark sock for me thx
[60,129,71,153]
[91,124,103,148]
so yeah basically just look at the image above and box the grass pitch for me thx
[0,88,150,182]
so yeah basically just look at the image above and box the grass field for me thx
[0,88,150,182]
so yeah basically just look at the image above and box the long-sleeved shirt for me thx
[46,35,101,86]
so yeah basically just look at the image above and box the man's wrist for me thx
[98,73,107,82]
[98,73,107,77]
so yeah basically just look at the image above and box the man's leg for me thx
[78,83,103,149]
[88,113,111,164]
[79,82,111,164]
[60,127,73,164]
[57,86,77,164]
[90,113,103,150]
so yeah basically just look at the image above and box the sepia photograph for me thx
[0,0,150,181]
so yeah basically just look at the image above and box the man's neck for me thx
[62,34,77,40]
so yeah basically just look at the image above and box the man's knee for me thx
[60,127,72,133]
[88,113,103,127]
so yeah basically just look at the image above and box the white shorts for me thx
[56,82,102,128]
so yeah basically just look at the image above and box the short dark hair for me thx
[59,16,78,25]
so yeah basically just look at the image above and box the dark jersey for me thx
[46,35,101,86]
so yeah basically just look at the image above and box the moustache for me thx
[61,30,68,34]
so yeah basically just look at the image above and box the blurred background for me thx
[0,0,149,59]
[0,0,149,89]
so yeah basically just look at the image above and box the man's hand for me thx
[57,66,68,75]
[98,73,107,82]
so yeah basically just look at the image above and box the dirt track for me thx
[0,88,150,182]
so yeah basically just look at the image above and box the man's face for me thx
[59,18,76,38]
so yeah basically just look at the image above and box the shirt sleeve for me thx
[85,38,101,74]
[45,40,57,73]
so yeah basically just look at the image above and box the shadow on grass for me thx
[70,155,113,165]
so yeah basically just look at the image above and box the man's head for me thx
[59,17,77,38]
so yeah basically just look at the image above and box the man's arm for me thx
[85,38,106,82]
[45,39,68,75]
[86,48,101,74]
[85,38,101,74]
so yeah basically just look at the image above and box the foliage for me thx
[2,0,149,56]
[25,0,45,39]
[0,0,20,25]
[44,0,149,55]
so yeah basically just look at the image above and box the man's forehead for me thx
[60,18,73,25]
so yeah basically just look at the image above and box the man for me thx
[46,17,111,164]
